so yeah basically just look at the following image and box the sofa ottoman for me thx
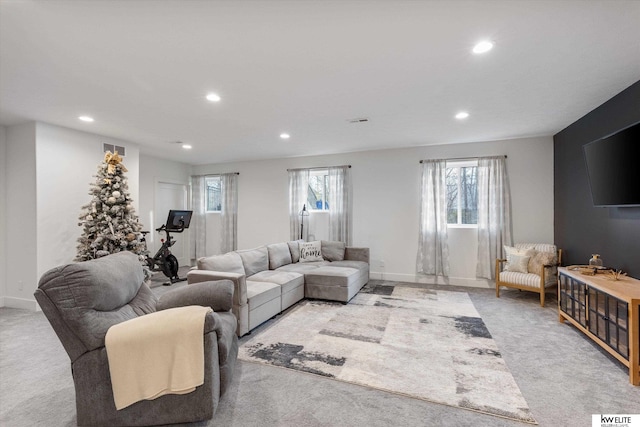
[304,266,365,303]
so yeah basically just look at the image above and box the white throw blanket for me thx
[105,305,212,410]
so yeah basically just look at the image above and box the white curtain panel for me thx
[476,156,513,279]
[416,160,450,277]
[190,175,207,259]
[288,169,310,241]
[328,166,352,245]
[220,173,238,253]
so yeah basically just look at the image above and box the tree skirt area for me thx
[239,286,537,424]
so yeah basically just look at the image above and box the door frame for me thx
[153,178,190,267]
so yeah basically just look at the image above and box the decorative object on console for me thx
[589,254,604,268]
[607,269,627,281]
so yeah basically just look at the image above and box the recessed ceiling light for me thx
[455,111,469,120]
[78,116,94,122]
[472,40,494,54]
[280,133,290,139]
[206,93,221,102]
[182,144,192,150]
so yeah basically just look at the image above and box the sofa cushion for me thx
[267,242,292,270]
[327,260,368,273]
[275,262,327,273]
[287,239,304,263]
[246,281,281,308]
[237,247,269,277]
[304,266,360,287]
[527,250,556,275]
[197,251,245,275]
[248,270,304,294]
[300,241,323,263]
[321,240,346,261]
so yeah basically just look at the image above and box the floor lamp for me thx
[299,204,309,240]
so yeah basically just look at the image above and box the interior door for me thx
[155,181,190,267]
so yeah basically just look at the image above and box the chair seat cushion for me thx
[499,271,543,288]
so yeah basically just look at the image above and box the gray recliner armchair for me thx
[34,251,238,426]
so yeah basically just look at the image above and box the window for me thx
[446,161,478,225]
[205,176,221,212]
[307,170,329,210]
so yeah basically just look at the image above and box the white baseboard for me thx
[2,296,40,311]
[370,271,493,289]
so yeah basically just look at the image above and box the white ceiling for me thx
[1,0,639,165]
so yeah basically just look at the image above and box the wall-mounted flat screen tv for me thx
[583,121,640,207]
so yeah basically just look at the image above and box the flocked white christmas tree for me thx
[75,151,147,263]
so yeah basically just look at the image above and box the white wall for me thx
[192,136,554,287]
[0,126,7,306]
[1,121,141,310]
[5,123,38,309]
[138,154,192,258]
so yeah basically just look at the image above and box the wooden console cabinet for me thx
[558,267,640,385]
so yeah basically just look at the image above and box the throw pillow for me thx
[527,250,556,275]
[504,246,535,273]
[321,240,346,261]
[267,242,293,270]
[299,241,324,263]
[505,254,530,273]
[287,239,304,263]
[197,252,245,275]
[236,246,269,277]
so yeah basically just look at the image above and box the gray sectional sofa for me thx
[187,240,369,336]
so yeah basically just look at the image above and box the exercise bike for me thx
[142,210,193,286]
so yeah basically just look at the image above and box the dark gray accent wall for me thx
[554,80,640,277]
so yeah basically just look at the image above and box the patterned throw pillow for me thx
[505,254,530,273]
[527,250,556,276]
[299,241,324,263]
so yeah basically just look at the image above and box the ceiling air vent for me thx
[103,143,125,156]
[347,117,369,123]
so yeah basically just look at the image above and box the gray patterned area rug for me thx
[239,286,537,424]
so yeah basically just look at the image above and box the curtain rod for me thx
[287,165,351,172]
[419,155,507,163]
[190,172,240,177]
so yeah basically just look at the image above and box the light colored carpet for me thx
[240,286,536,424]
